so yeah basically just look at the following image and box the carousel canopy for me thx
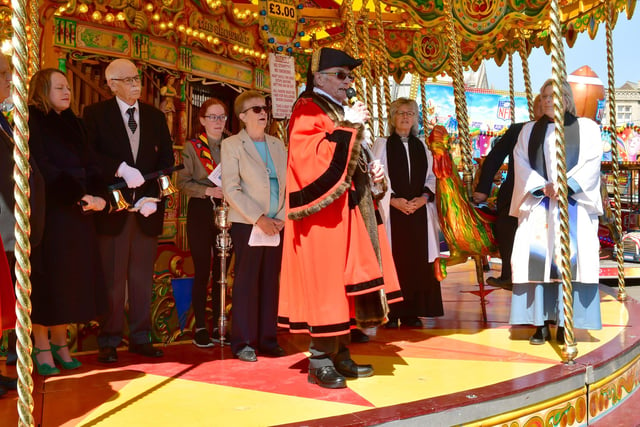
[0,0,635,81]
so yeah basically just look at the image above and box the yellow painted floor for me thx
[1,260,638,426]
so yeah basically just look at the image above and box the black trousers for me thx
[495,212,518,281]
[186,197,222,330]
[228,222,283,355]
[309,334,351,369]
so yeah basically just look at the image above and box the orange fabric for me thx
[278,94,401,337]
[0,238,16,331]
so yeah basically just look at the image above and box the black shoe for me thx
[486,276,512,290]
[97,346,118,363]
[384,319,399,329]
[211,328,231,344]
[260,345,286,357]
[556,327,565,345]
[0,384,6,397]
[401,317,423,328]
[335,359,374,378]
[128,343,163,358]
[0,375,17,390]
[307,366,347,389]
[350,329,370,343]
[529,325,550,345]
[235,347,257,362]
[192,329,214,348]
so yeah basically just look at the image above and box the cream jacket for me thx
[221,129,287,224]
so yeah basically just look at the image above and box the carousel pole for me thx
[517,33,535,120]
[358,6,375,140]
[374,0,392,123]
[374,49,385,137]
[508,53,515,124]
[549,0,577,363]
[343,0,359,88]
[605,0,626,301]
[443,0,471,196]
[420,75,429,133]
[11,0,34,423]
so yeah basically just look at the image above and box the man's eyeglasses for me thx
[395,111,416,118]
[320,71,355,81]
[204,114,227,122]
[241,105,269,114]
[110,76,141,85]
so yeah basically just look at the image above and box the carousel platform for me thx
[1,260,639,426]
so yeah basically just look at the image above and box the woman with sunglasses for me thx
[221,90,287,362]
[373,98,443,329]
[177,97,230,348]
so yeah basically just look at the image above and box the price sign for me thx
[267,1,296,21]
[259,0,304,53]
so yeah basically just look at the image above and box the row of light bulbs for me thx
[232,45,267,59]
[51,1,271,60]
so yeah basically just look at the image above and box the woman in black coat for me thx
[28,68,107,375]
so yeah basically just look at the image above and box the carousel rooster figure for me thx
[427,125,497,286]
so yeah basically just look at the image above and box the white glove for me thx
[139,201,157,217]
[117,162,145,188]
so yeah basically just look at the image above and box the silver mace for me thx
[214,198,232,346]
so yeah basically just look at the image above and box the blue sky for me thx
[485,10,640,92]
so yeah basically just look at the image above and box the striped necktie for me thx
[127,107,137,133]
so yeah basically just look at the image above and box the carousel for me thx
[1,0,640,425]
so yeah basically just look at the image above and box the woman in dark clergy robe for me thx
[28,68,108,375]
[373,98,443,328]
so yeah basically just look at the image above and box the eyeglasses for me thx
[319,71,355,81]
[110,76,141,85]
[241,105,269,114]
[204,114,227,122]
[395,111,416,117]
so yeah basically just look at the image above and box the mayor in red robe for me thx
[278,47,401,389]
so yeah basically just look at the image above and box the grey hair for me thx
[540,78,576,116]
[388,97,419,136]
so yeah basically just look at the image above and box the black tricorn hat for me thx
[311,47,362,73]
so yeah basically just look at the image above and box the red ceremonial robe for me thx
[278,91,401,338]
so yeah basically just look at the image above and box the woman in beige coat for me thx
[221,91,287,362]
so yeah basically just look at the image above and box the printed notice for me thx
[269,53,297,119]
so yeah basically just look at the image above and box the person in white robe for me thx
[509,79,603,345]
[373,98,442,328]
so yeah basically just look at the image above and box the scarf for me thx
[190,132,216,173]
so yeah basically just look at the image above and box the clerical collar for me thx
[313,87,343,107]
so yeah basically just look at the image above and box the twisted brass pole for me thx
[549,0,576,363]
[358,7,375,140]
[343,0,362,97]
[518,34,535,120]
[444,0,471,194]
[421,76,429,134]
[374,49,385,136]
[11,0,34,424]
[28,0,40,75]
[374,0,387,136]
[508,52,515,124]
[606,0,626,301]
[374,0,391,121]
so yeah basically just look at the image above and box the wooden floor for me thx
[1,260,640,426]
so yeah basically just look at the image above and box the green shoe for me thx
[32,348,61,376]
[50,343,82,370]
